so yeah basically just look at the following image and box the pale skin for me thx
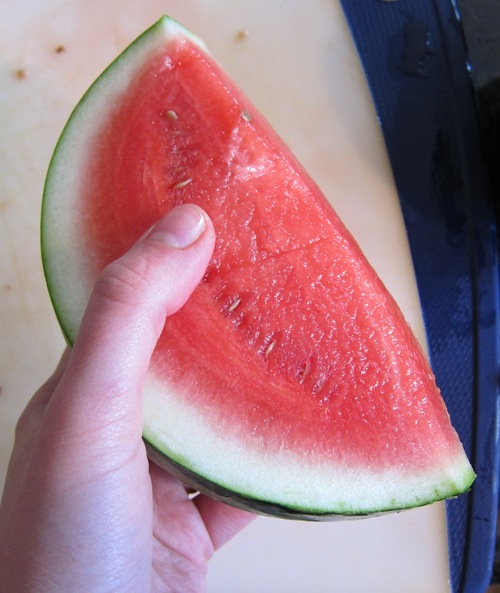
[0,204,255,593]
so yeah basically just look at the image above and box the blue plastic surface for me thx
[338,1,500,592]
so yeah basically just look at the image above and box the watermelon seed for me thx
[228,297,241,312]
[314,376,327,394]
[185,487,200,500]
[166,109,179,120]
[241,110,254,122]
[265,340,276,356]
[298,361,312,384]
[173,178,192,189]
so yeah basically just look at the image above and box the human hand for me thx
[0,204,255,593]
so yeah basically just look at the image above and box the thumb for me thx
[46,203,215,441]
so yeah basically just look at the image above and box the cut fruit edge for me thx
[143,374,475,517]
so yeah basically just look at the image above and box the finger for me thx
[194,495,257,550]
[149,461,254,553]
[149,462,215,566]
[16,348,71,435]
[45,204,215,440]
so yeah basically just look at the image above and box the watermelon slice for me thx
[41,15,475,518]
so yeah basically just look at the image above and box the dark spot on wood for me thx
[235,30,249,41]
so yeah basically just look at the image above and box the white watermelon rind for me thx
[145,441,471,519]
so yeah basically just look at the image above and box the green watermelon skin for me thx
[41,16,475,518]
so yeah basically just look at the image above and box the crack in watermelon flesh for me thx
[42,17,475,515]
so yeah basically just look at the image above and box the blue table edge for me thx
[339,1,500,592]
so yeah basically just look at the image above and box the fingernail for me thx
[148,204,207,248]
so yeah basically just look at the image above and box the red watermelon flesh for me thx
[42,16,475,517]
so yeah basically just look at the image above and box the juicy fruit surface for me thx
[83,33,452,467]
[42,17,474,514]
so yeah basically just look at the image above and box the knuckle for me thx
[15,397,42,440]
[93,251,159,308]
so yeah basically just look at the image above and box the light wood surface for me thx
[0,1,471,591]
